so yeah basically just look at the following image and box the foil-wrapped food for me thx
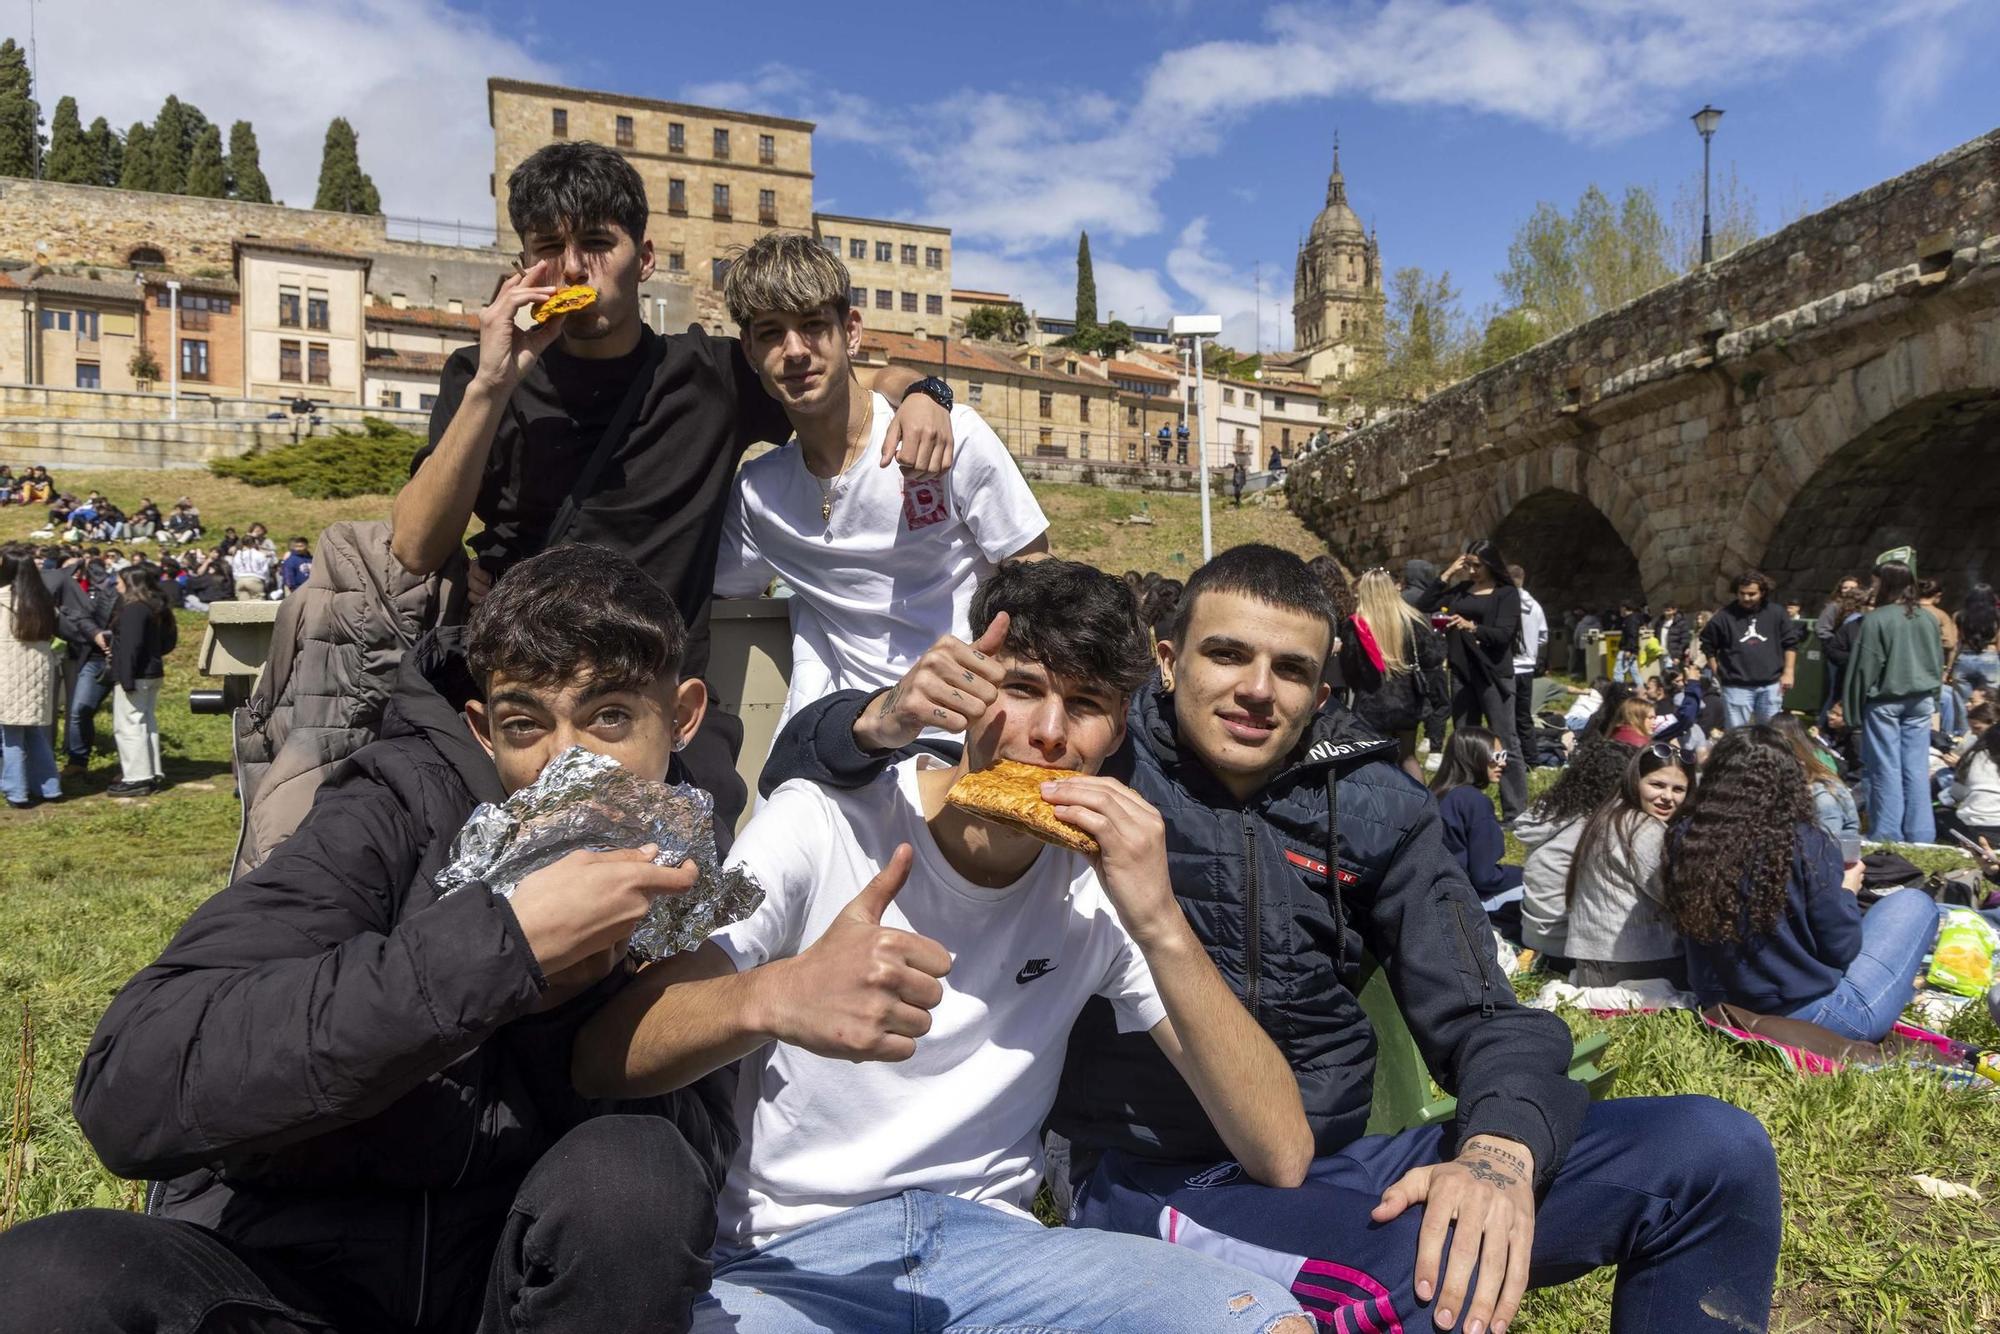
[434,746,761,962]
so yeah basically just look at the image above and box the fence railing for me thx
[381,215,501,250]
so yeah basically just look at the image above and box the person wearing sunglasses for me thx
[1430,726,1526,939]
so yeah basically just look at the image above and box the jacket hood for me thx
[380,625,507,808]
[1402,558,1439,587]
[1512,811,1575,850]
[1132,674,1397,803]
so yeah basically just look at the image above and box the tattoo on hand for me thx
[1463,1159,1520,1190]
[879,682,906,718]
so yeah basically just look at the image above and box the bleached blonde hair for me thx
[1353,568,1432,674]
[724,232,852,328]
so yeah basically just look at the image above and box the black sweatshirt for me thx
[109,601,177,691]
[1698,602,1800,687]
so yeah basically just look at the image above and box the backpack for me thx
[1345,621,1451,735]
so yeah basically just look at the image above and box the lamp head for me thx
[1692,104,1724,138]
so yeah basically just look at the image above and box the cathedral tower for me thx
[1291,135,1385,384]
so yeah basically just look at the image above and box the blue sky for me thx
[20,0,1998,350]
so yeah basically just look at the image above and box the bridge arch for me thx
[1464,446,1661,614]
[1734,318,2000,602]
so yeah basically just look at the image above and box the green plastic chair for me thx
[1354,951,1616,1136]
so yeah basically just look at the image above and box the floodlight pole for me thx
[1193,337,1212,563]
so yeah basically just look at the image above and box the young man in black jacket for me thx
[0,546,736,1333]
[770,544,1782,1334]
[54,556,118,775]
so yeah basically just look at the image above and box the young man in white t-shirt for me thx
[714,233,1049,736]
[578,559,1314,1333]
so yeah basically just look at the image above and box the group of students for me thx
[0,138,1788,1333]
[0,462,56,506]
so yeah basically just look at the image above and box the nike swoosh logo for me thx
[1015,960,1057,984]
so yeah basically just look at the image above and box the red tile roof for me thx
[861,330,1109,389]
[364,347,452,376]
[366,302,480,332]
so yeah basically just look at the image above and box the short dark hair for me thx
[507,142,649,246]
[970,558,1151,696]
[468,544,685,693]
[1174,544,1337,648]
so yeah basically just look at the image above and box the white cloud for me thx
[1166,219,1291,352]
[24,0,555,227]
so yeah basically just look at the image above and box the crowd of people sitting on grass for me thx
[2,142,1990,1334]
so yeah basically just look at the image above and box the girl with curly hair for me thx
[1516,737,1638,961]
[1563,746,1693,987]
[1668,726,1937,1042]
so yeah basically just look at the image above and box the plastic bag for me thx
[1927,909,1998,998]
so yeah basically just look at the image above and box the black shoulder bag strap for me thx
[541,331,666,551]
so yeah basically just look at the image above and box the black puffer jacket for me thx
[766,680,1586,1192]
[71,627,735,1330]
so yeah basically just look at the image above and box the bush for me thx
[210,417,416,499]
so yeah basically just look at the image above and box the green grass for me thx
[4,470,1999,1327]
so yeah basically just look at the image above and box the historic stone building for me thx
[1287,137,1384,386]
[813,214,952,337]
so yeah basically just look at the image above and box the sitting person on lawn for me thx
[576,557,1319,1333]
[1563,745,1694,988]
[771,542,1784,1334]
[714,232,1048,739]
[1517,735,1640,965]
[0,545,740,1332]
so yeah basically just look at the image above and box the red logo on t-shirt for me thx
[903,478,950,531]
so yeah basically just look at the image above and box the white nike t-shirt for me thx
[714,394,1048,737]
[708,755,1165,1247]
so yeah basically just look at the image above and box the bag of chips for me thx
[1927,909,1998,998]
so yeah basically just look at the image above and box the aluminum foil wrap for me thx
[434,746,761,962]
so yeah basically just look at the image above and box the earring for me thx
[673,735,689,752]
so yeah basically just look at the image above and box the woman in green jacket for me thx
[1844,560,1943,842]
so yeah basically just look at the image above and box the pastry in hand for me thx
[531,285,598,324]
[945,759,1098,856]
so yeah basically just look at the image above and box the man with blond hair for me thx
[715,233,1049,740]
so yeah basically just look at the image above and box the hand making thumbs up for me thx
[770,844,953,1063]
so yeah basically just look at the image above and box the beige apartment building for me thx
[363,303,478,410]
[237,239,371,404]
[0,269,146,393]
[1258,384,1332,462]
[859,330,1119,462]
[811,214,952,336]
[490,79,814,316]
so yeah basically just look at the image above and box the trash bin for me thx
[1583,629,1612,683]
[1784,617,1826,714]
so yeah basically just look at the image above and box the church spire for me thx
[1327,130,1346,208]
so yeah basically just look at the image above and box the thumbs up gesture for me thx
[771,844,953,1063]
[855,614,1012,753]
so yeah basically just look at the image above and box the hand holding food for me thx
[946,759,1098,855]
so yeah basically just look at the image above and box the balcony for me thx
[712,207,732,222]
[758,208,779,226]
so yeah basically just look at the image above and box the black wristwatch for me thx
[906,375,953,412]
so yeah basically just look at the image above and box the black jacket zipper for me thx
[1451,901,1497,1017]
[1242,814,1263,1016]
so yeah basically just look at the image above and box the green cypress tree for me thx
[185,122,226,197]
[1074,231,1098,330]
[119,121,154,191]
[151,95,190,192]
[314,116,380,214]
[226,119,271,202]
[43,94,93,183]
[86,115,120,186]
[0,38,42,178]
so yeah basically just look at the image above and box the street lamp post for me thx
[1169,314,1222,563]
[1692,104,1724,266]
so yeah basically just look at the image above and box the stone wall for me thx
[1290,126,2000,609]
[0,178,388,273]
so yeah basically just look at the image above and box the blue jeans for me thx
[1938,683,1968,739]
[0,724,60,803]
[1073,1096,1781,1334]
[1721,681,1782,729]
[1614,651,1638,685]
[695,1189,1307,1333]
[1956,650,2000,706]
[64,655,110,762]
[1786,887,1938,1042]
[1860,692,1935,843]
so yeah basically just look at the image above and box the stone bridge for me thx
[1290,128,2000,616]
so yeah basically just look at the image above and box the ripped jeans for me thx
[693,1188,1307,1333]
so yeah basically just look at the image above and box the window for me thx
[1039,428,1054,448]
[1222,387,1234,404]
[822,234,840,252]
[76,310,99,339]
[1245,392,1256,408]
[307,343,331,386]
[876,241,893,262]
[420,393,438,411]
[667,251,685,272]
[1065,359,1077,374]
[181,338,209,380]
[278,339,300,381]
[925,247,942,269]
[712,258,732,289]
[900,244,917,265]
[758,189,776,224]
[849,238,866,260]
[381,389,402,409]
[127,246,166,267]
[1126,404,1139,426]
[38,309,68,332]
[668,121,685,153]
[551,108,568,137]
[1038,391,1053,418]
[278,286,301,327]
[849,286,867,308]
[668,178,686,215]
[615,115,635,148]
[713,128,730,159]
[925,294,943,316]
[1273,395,1286,411]
[1234,428,1247,446]
[968,382,983,404]
[1316,400,1329,416]
[1281,428,1292,448]
[900,291,917,313]
[76,362,100,389]
[1028,355,1041,370]
[1078,395,1090,421]
[1080,432,1090,454]
[758,133,775,164]
[306,289,329,331]
[712,183,731,219]
[874,289,892,310]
